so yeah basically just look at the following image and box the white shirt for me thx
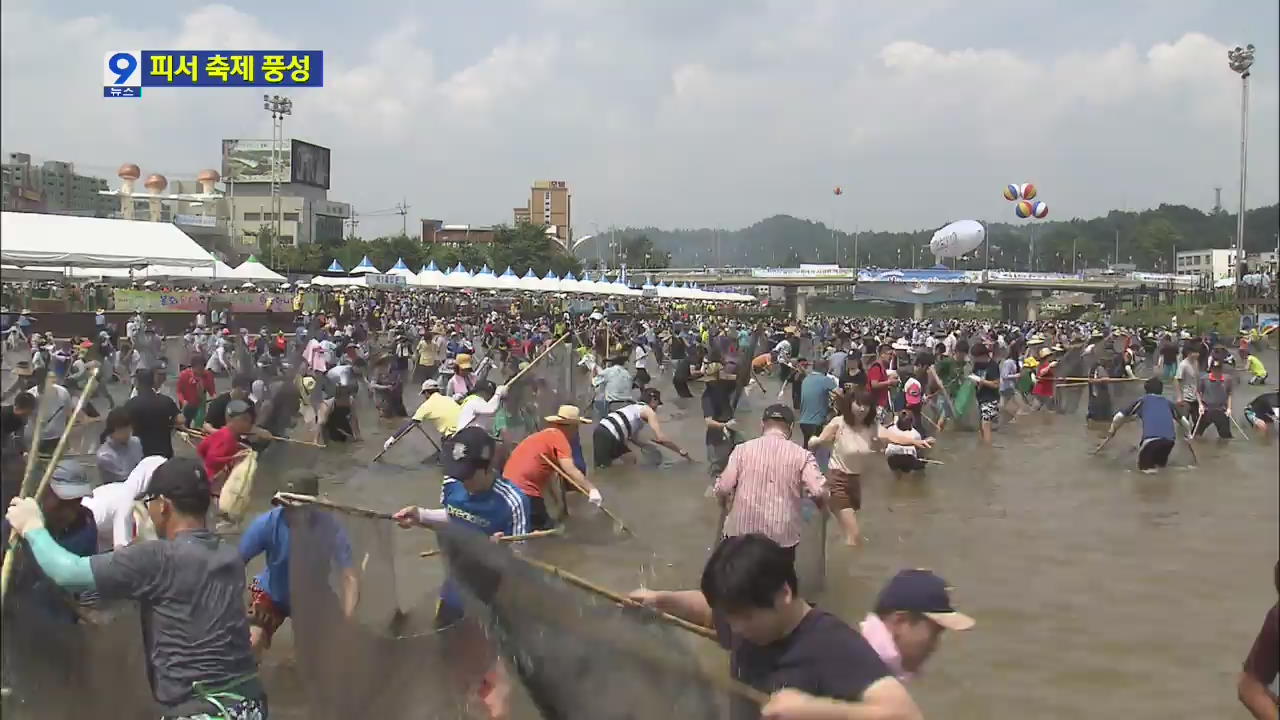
[633,345,650,370]
[456,388,507,433]
[82,456,165,551]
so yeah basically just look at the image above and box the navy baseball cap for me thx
[141,457,210,503]
[762,403,795,425]
[443,426,496,480]
[874,569,975,631]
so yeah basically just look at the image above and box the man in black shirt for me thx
[630,534,921,720]
[204,374,255,431]
[968,343,1002,445]
[125,368,183,458]
[701,364,741,480]
[1,392,35,449]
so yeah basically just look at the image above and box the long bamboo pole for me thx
[1,368,100,608]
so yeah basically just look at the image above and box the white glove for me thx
[495,384,508,397]
[588,488,603,506]
[6,497,44,536]
[383,437,395,450]
[725,419,738,430]
[968,374,982,383]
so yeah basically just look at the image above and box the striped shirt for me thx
[714,429,827,548]
[601,404,645,442]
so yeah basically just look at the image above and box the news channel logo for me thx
[103,50,324,98]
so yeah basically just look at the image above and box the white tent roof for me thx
[495,267,521,290]
[468,265,499,290]
[414,261,446,287]
[441,264,472,289]
[518,270,543,292]
[536,271,563,293]
[226,256,286,282]
[310,275,367,287]
[1,212,216,268]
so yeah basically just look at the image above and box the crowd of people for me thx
[1,291,1277,720]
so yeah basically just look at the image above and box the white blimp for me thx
[929,219,986,258]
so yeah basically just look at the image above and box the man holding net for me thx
[5,458,267,719]
[239,471,358,657]
[393,426,528,717]
[501,406,601,530]
[630,534,922,720]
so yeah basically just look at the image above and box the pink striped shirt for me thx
[714,429,827,547]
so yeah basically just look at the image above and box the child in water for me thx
[881,411,933,477]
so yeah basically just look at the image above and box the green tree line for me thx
[585,203,1278,272]
[262,222,583,278]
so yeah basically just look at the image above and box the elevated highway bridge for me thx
[639,267,1198,321]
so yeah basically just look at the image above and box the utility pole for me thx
[1114,227,1120,267]
[347,205,358,240]
[396,198,410,237]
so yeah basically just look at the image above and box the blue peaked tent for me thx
[350,255,379,274]
[325,259,345,273]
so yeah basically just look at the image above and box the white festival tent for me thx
[495,267,521,291]
[468,265,499,290]
[517,270,543,292]
[440,263,473,289]
[1,212,218,269]
[415,261,447,287]
[587,274,617,295]
[387,257,416,278]
[350,255,380,274]
[225,255,287,283]
[536,271,563,293]
[310,274,367,287]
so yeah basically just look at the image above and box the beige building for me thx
[514,180,570,246]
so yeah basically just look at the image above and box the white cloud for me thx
[1,0,1275,236]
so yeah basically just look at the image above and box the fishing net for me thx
[948,380,981,432]
[1054,347,1087,417]
[794,499,828,597]
[285,502,737,720]
[1,545,153,719]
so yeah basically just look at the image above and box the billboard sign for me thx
[856,268,968,284]
[174,213,218,228]
[290,139,331,189]
[365,273,407,291]
[221,139,284,183]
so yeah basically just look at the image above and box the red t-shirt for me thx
[866,362,890,408]
[176,368,216,407]
[1033,363,1056,397]
[502,428,572,499]
[197,426,243,494]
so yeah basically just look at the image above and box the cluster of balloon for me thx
[1003,183,1048,219]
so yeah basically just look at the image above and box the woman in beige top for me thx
[808,389,879,546]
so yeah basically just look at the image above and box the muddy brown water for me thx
[3,344,1277,719]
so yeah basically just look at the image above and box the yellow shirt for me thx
[1246,354,1267,378]
[412,392,461,436]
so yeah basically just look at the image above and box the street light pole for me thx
[1228,43,1255,291]
[263,94,292,265]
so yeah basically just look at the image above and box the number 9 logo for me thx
[103,51,139,86]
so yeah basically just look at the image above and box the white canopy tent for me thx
[440,264,472,289]
[495,267,521,291]
[517,270,543,292]
[387,258,416,278]
[536,271,563,293]
[415,261,446,287]
[226,256,286,283]
[468,265,499,290]
[1,212,217,268]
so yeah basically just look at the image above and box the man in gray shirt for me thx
[1194,358,1235,438]
[596,353,635,411]
[4,458,266,719]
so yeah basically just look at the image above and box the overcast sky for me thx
[2,0,1277,238]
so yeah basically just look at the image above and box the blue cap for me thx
[874,569,975,631]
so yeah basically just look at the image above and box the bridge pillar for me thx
[785,286,812,321]
[999,290,1042,322]
[913,302,925,321]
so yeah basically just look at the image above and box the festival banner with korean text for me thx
[113,289,206,313]
[220,292,294,313]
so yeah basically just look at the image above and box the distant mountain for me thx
[594,204,1278,272]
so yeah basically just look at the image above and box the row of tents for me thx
[311,257,756,302]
